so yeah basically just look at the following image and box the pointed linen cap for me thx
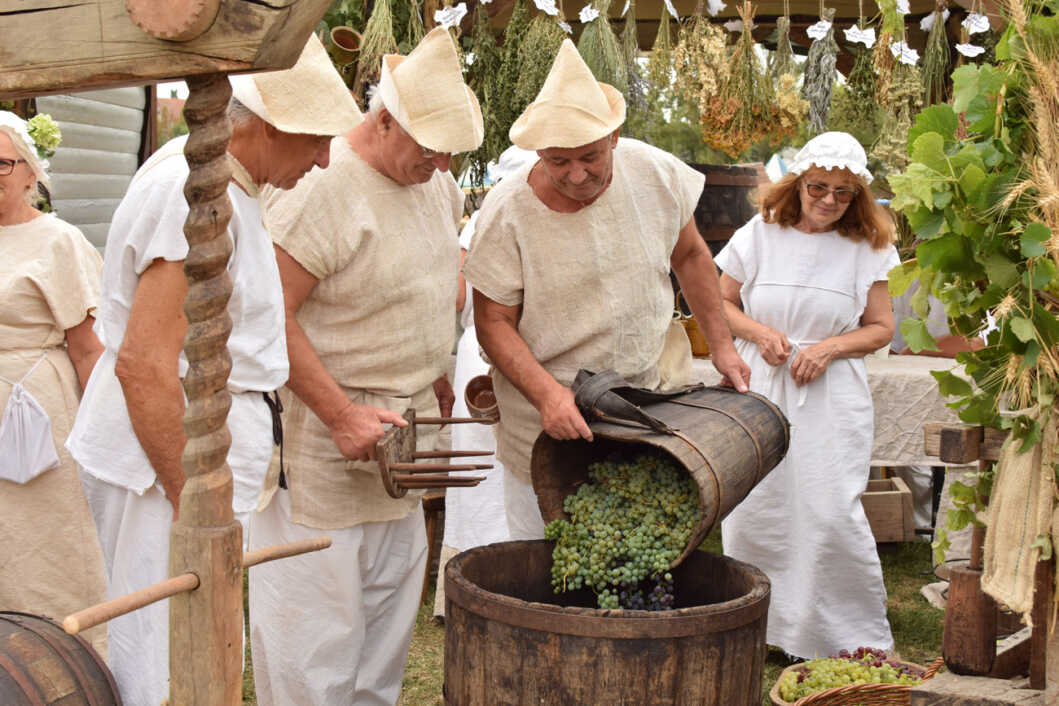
[230,33,362,136]
[509,39,626,150]
[377,27,485,153]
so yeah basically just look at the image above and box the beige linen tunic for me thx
[0,214,107,655]
[461,138,704,481]
[262,137,463,529]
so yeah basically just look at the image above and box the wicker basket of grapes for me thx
[768,648,944,705]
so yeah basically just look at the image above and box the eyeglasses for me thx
[0,158,27,176]
[803,181,859,204]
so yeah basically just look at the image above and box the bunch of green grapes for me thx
[777,647,926,702]
[544,453,700,610]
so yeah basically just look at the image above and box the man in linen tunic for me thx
[249,27,483,706]
[462,39,751,539]
[66,36,361,706]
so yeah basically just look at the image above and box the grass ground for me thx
[241,534,943,705]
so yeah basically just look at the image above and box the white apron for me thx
[716,215,899,658]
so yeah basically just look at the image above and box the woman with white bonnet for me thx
[433,144,537,619]
[716,131,900,658]
[0,111,107,654]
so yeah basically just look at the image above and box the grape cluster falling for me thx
[544,453,701,610]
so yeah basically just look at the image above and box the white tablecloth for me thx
[690,355,964,467]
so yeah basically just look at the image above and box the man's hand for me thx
[711,344,752,393]
[328,402,409,462]
[790,341,838,386]
[160,476,185,521]
[539,385,593,441]
[433,375,455,418]
[753,327,791,367]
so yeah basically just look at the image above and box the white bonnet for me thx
[788,131,873,184]
[0,111,49,189]
[488,145,537,183]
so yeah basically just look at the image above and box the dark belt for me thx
[262,391,286,489]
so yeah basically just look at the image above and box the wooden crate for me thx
[861,477,915,543]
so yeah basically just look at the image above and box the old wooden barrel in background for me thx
[0,612,121,705]
[688,163,768,256]
[445,540,770,705]
[532,385,789,567]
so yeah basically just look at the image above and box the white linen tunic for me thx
[65,136,287,706]
[715,215,900,659]
[461,138,703,486]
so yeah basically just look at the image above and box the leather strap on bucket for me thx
[572,369,703,434]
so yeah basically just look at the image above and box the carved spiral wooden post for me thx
[170,73,243,706]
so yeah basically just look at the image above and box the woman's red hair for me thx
[758,169,895,250]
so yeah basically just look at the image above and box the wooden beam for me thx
[0,0,333,100]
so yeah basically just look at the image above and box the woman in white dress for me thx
[0,111,107,654]
[716,132,900,659]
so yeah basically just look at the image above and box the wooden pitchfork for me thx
[376,408,496,497]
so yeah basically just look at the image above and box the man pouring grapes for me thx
[462,39,750,540]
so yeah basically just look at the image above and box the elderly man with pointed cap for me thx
[248,26,482,706]
[66,34,360,705]
[462,40,752,539]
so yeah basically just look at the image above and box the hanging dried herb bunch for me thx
[921,0,952,104]
[357,0,400,89]
[465,2,504,185]
[870,61,923,177]
[405,0,426,50]
[621,0,649,130]
[514,15,567,110]
[702,2,799,157]
[579,0,629,92]
[801,6,839,134]
[770,13,796,80]
[485,0,530,158]
[673,11,730,115]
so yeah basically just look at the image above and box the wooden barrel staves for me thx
[688,163,766,256]
[445,540,770,705]
[0,612,121,705]
[532,384,790,567]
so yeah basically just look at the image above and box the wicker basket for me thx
[768,657,944,706]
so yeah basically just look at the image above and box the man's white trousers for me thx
[248,489,426,706]
[79,473,251,706]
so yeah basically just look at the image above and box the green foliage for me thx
[578,0,627,93]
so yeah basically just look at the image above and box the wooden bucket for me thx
[0,612,121,705]
[687,163,766,255]
[444,540,770,705]
[531,385,789,567]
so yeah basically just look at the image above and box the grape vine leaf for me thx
[1010,316,1036,342]
[979,252,1019,289]
[887,260,920,296]
[958,164,988,203]
[931,369,973,396]
[910,132,950,175]
[1020,222,1051,258]
[901,317,940,353]
[909,104,958,146]
[918,233,978,274]
[890,163,939,210]
[906,207,945,238]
